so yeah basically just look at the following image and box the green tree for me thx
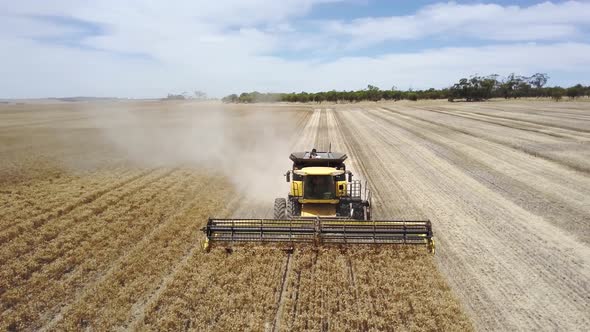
[529,73,549,89]
[551,88,564,101]
[221,94,238,103]
[221,72,590,104]
[238,92,253,103]
[567,84,584,99]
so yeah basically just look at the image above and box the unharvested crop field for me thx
[1,99,589,331]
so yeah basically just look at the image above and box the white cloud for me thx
[0,1,589,98]
[323,1,590,44]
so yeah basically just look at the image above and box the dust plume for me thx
[83,101,294,203]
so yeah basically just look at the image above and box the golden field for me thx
[2,99,589,331]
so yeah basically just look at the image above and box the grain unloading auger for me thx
[202,149,434,253]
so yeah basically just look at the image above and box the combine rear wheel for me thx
[274,198,286,219]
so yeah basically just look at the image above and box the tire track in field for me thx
[268,108,328,331]
[271,252,292,332]
[263,108,321,330]
[279,247,469,331]
[270,109,325,331]
[432,105,590,134]
[387,106,590,174]
[332,109,422,219]
[432,106,590,140]
[341,107,590,331]
[325,107,370,190]
[363,107,590,295]
[275,110,470,331]
[437,102,590,123]
[278,109,338,332]
[477,104,590,121]
[336,109,504,328]
[383,106,590,194]
[432,108,570,138]
[408,105,590,173]
[335,109,498,327]
[295,108,321,151]
[371,107,590,243]
[462,102,590,120]
[313,109,329,151]
[271,107,375,330]
[415,105,590,141]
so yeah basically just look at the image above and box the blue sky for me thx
[1,1,590,98]
[307,0,545,19]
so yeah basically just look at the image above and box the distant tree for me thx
[529,73,550,89]
[194,90,207,100]
[220,73,590,104]
[365,84,382,101]
[165,93,185,100]
[315,92,326,103]
[221,94,238,103]
[500,73,517,99]
[567,84,584,99]
[327,91,334,102]
[238,92,253,103]
[298,92,310,103]
[551,88,564,101]
[449,74,499,101]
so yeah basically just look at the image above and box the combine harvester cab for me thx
[202,148,434,253]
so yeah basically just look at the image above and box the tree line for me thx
[163,90,209,101]
[221,73,590,103]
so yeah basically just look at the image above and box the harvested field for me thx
[1,99,589,331]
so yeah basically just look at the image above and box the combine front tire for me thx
[352,203,365,220]
[288,199,301,218]
[274,198,287,219]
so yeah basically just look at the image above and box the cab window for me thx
[304,175,335,199]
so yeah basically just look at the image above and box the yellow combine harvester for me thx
[202,149,434,252]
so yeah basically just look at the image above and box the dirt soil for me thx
[1,99,589,331]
